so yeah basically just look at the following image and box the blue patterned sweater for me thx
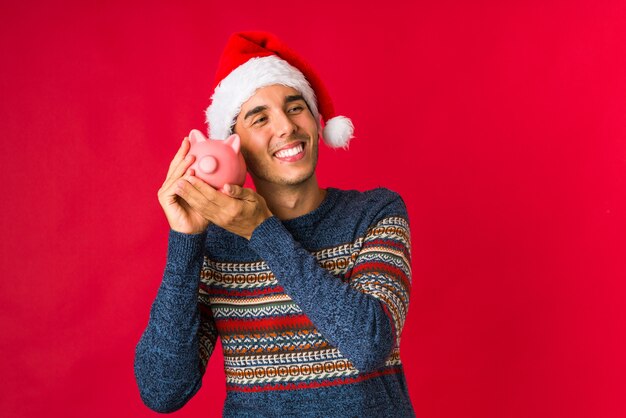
[135,187,415,417]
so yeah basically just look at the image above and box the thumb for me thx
[223,184,245,198]
[224,184,258,202]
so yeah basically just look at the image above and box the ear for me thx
[188,129,206,145]
[225,134,241,154]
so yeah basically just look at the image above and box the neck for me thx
[253,175,326,220]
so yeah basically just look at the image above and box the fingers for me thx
[175,178,271,239]
[162,139,195,192]
[175,175,224,212]
[175,179,230,226]
[175,177,252,219]
[168,137,191,173]
[164,138,192,182]
[185,175,226,205]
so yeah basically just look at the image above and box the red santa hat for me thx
[205,32,354,148]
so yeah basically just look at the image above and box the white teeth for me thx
[275,143,303,159]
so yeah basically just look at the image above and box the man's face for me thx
[233,84,320,188]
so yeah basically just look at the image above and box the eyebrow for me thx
[243,106,267,120]
[285,94,305,104]
[243,94,306,120]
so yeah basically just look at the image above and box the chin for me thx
[252,167,316,187]
[276,171,315,186]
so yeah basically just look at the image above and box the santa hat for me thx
[205,32,354,148]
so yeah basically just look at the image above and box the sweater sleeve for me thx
[134,230,218,413]
[248,196,411,373]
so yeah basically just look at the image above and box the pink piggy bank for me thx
[187,129,247,189]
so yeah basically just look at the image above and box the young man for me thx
[135,32,415,417]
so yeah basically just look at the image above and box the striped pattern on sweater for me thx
[197,216,411,391]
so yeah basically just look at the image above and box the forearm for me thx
[249,217,396,373]
[134,230,206,413]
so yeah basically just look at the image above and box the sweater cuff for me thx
[249,216,292,256]
[165,229,207,276]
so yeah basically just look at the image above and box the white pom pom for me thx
[322,116,354,149]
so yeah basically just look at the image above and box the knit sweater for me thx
[135,187,414,417]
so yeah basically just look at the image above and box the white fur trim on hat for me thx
[205,55,319,140]
[323,116,354,149]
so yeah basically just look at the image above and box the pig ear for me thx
[225,134,241,153]
[188,129,206,144]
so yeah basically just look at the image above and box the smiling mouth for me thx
[273,142,306,161]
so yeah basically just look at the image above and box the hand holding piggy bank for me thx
[187,129,247,190]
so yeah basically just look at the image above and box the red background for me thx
[1,1,625,417]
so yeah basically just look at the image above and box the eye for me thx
[252,115,268,126]
[288,105,304,113]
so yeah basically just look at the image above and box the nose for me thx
[273,110,297,138]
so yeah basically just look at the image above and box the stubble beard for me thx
[244,140,319,187]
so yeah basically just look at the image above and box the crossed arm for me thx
[135,210,411,412]
[135,138,411,412]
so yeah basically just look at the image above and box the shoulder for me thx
[322,187,409,242]
[332,187,408,220]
